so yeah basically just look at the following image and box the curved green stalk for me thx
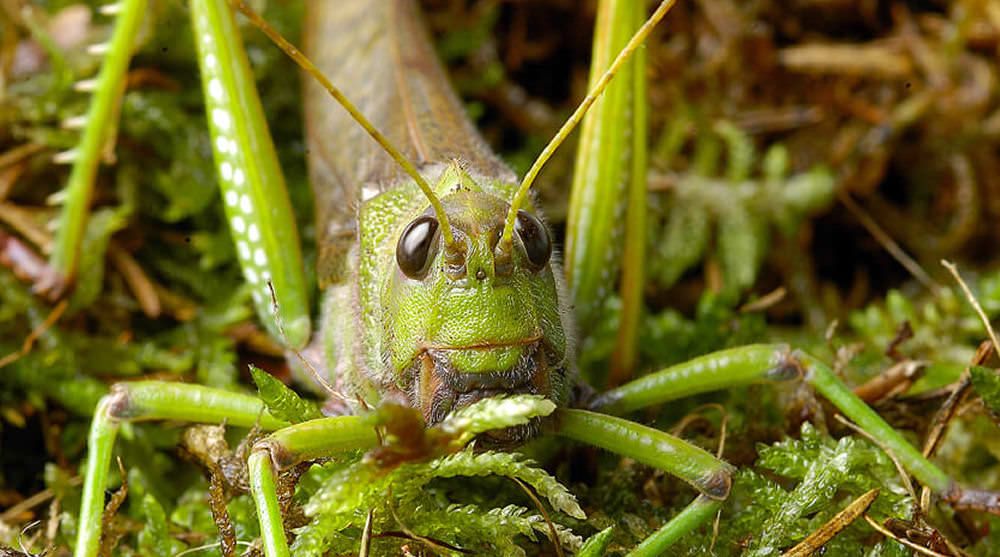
[595,343,792,415]
[50,0,147,282]
[798,351,952,492]
[262,416,379,467]
[190,0,310,348]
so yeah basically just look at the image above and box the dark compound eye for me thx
[396,216,439,279]
[515,210,551,270]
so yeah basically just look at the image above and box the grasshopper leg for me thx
[556,409,732,554]
[591,344,999,519]
[627,495,720,557]
[557,409,733,499]
[248,417,380,557]
[75,381,290,557]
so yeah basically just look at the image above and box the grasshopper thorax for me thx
[368,166,573,443]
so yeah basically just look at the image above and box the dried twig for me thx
[359,509,374,557]
[0,299,67,369]
[781,488,880,557]
[0,477,81,523]
[852,360,925,404]
[923,340,992,459]
[739,287,787,313]
[108,240,160,318]
[941,260,1000,351]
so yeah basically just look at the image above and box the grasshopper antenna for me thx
[227,0,459,250]
[499,0,677,253]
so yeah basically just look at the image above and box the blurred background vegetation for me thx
[1,0,1000,555]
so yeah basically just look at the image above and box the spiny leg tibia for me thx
[75,381,290,557]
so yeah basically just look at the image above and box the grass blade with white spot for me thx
[190,0,310,348]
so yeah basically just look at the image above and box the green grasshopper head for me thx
[381,165,573,442]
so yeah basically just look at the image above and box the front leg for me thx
[556,409,731,555]
[75,382,290,557]
[593,344,997,516]
[558,409,732,500]
[248,417,380,557]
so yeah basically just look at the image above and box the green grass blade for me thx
[190,0,310,348]
[611,0,648,385]
[50,0,147,282]
[565,0,643,337]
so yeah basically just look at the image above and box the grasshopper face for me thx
[362,166,574,441]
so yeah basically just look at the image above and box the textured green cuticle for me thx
[442,346,526,374]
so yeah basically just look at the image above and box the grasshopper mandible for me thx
[67,1,1000,556]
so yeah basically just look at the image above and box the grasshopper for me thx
[48,0,999,556]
